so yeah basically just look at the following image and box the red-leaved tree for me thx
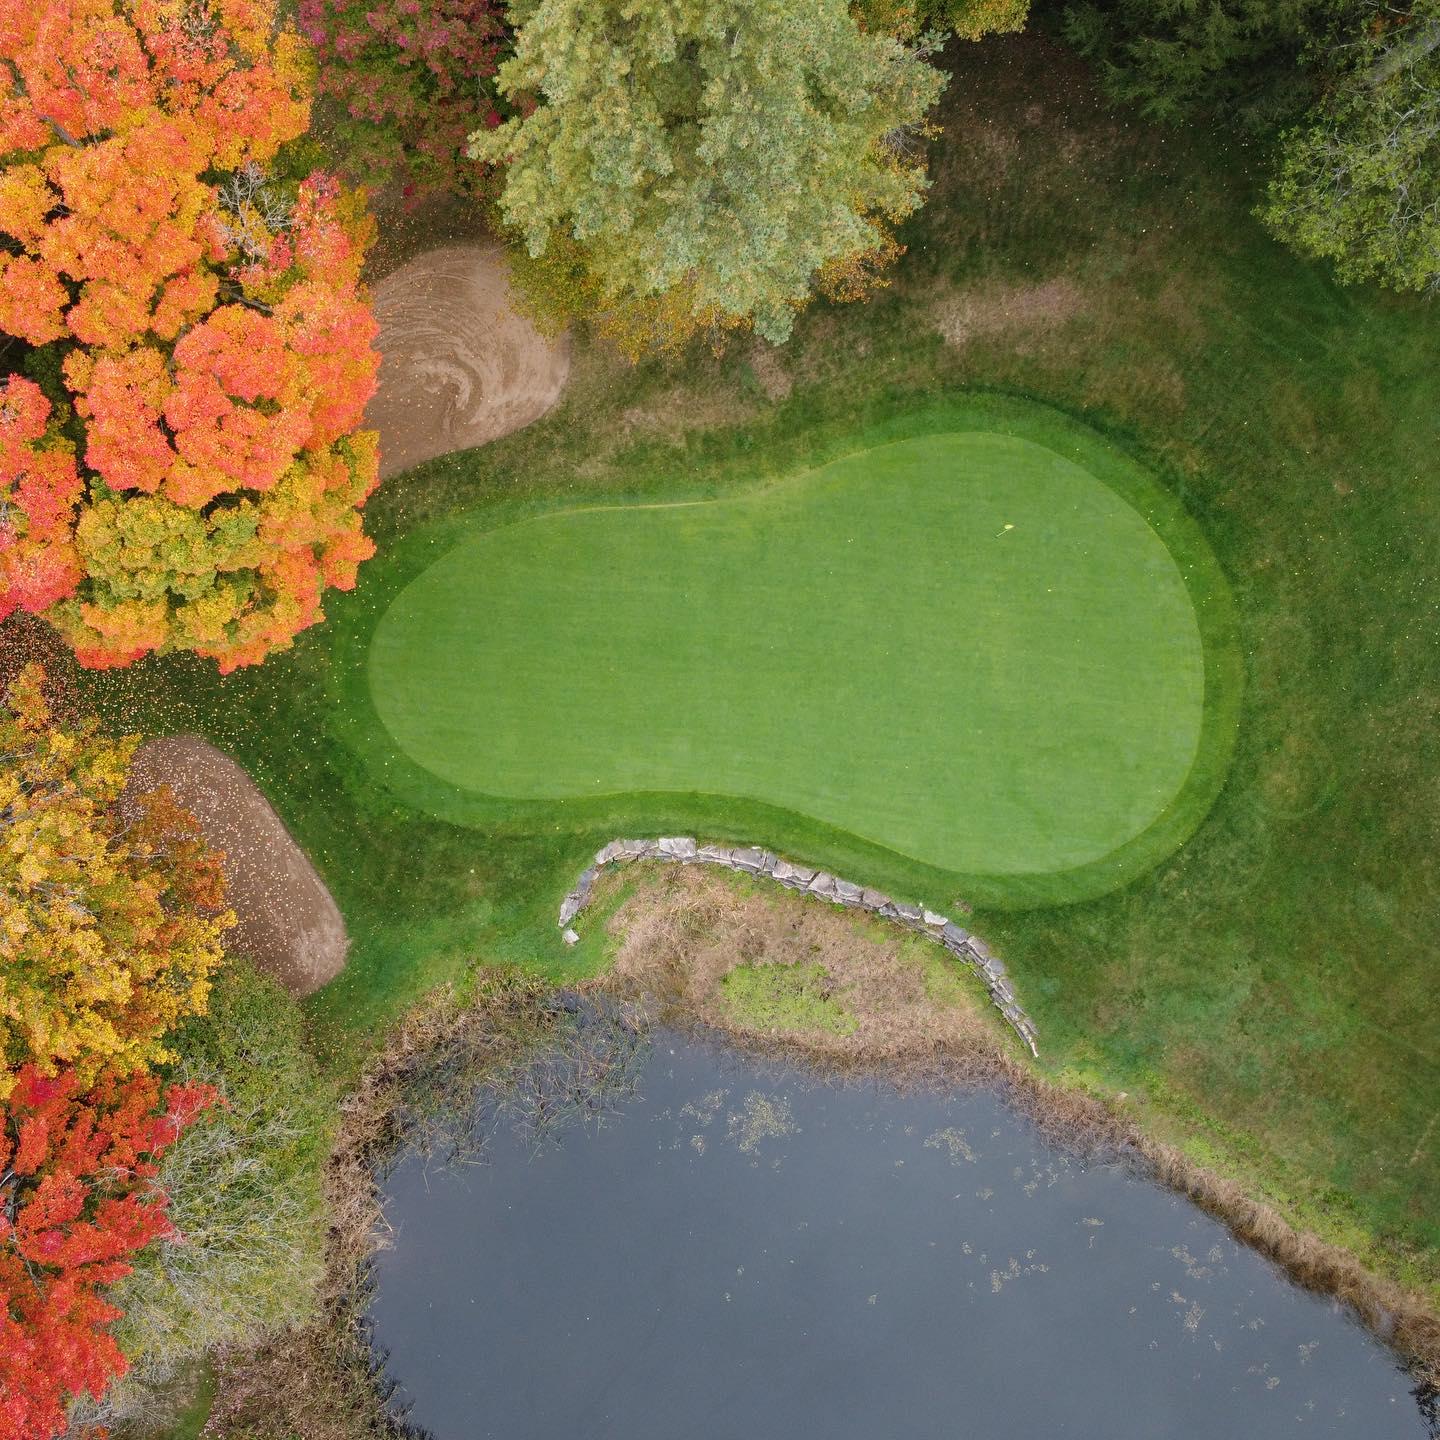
[0,1065,216,1439]
[0,0,381,672]
[297,0,509,200]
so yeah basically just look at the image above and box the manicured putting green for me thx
[368,431,1206,877]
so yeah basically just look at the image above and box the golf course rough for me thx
[364,414,1239,905]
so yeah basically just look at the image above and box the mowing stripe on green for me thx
[368,430,1206,878]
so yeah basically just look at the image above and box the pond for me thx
[368,1026,1430,1440]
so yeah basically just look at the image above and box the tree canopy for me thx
[470,0,948,348]
[0,664,231,1093]
[1065,0,1440,293]
[0,0,381,671]
[1061,0,1343,130]
[855,0,1028,42]
[298,0,509,199]
[0,1063,214,1440]
[1261,3,1440,292]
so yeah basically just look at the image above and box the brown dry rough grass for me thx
[202,972,553,1440]
[932,276,1084,351]
[606,865,1004,1064]
[602,867,1440,1388]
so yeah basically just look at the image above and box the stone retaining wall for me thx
[557,837,1039,1057]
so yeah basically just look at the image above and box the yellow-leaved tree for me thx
[0,664,231,1093]
[854,0,1029,41]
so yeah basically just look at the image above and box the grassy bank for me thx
[80,28,1438,1317]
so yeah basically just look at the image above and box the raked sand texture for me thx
[366,244,570,479]
[125,737,348,996]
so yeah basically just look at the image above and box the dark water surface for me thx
[369,1032,1428,1439]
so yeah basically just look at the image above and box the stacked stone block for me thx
[558,837,1039,1057]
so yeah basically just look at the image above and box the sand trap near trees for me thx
[126,737,348,997]
[365,244,570,479]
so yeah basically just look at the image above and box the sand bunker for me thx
[125,737,347,997]
[365,244,570,479]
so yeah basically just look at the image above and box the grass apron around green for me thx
[364,407,1238,898]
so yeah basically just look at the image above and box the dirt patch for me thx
[365,244,571,479]
[933,276,1084,350]
[748,342,794,401]
[124,737,347,997]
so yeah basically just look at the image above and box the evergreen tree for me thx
[470,0,948,349]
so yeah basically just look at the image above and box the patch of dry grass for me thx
[932,276,1085,351]
[746,343,794,402]
[614,382,758,444]
[605,865,1001,1063]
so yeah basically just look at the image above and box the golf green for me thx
[367,427,1228,883]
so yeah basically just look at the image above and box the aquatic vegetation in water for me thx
[368,1034,1432,1439]
[725,1091,799,1156]
[924,1126,978,1164]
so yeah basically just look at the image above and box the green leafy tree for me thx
[469,0,947,349]
[1062,0,1439,293]
[1261,3,1440,292]
[1061,0,1345,130]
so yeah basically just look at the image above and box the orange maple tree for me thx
[0,0,381,671]
[0,1064,215,1439]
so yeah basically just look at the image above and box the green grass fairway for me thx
[368,428,1221,882]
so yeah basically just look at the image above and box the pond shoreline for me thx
[558,834,1041,1053]
[371,1016,1434,1439]
[627,1003,1440,1401]
[204,965,1439,1438]
[204,973,561,1440]
[581,849,1440,1395]
[659,1006,1440,1392]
